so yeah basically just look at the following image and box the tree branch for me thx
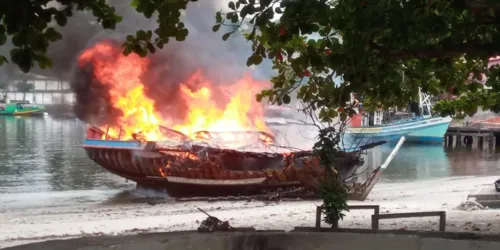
[386,43,500,60]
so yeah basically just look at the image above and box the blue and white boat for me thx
[345,89,452,144]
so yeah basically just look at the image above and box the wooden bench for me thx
[316,205,446,232]
[374,211,446,232]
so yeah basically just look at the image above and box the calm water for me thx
[0,116,499,208]
[0,116,134,209]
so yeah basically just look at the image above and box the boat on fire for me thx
[82,124,406,200]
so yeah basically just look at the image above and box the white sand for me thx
[1,176,499,249]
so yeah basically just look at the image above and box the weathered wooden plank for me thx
[164,176,267,186]
[445,132,494,137]
[377,211,445,219]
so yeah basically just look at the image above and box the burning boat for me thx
[82,124,405,200]
[76,40,404,200]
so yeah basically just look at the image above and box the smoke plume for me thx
[64,0,275,128]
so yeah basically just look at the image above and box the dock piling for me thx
[445,126,499,150]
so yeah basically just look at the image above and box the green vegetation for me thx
[0,0,196,73]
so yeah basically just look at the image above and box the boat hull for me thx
[81,125,385,199]
[0,108,46,116]
[345,116,452,143]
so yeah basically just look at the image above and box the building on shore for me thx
[0,72,74,105]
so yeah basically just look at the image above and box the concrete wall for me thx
[5,231,500,250]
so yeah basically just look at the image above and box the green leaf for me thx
[275,7,283,14]
[36,54,53,69]
[238,0,248,4]
[123,44,133,56]
[147,43,156,53]
[0,55,7,65]
[10,48,33,73]
[216,11,223,23]
[230,13,239,23]
[175,29,189,41]
[11,34,23,47]
[222,32,231,41]
[256,93,263,102]
[246,56,254,66]
[228,2,236,10]
[261,0,272,7]
[126,35,135,42]
[136,30,148,41]
[156,40,164,49]
[130,0,140,8]
[253,55,263,65]
[55,12,68,26]
[282,94,291,104]
[44,27,62,42]
[0,33,6,46]
[114,15,123,23]
[143,2,155,18]
[311,24,320,32]
[212,24,221,32]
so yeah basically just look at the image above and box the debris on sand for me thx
[196,207,233,232]
[455,200,487,211]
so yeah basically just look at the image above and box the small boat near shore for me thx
[345,89,452,143]
[0,101,46,116]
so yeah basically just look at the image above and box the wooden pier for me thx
[445,124,500,149]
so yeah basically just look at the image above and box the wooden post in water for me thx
[473,136,479,148]
[448,135,454,147]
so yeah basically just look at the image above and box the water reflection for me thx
[363,143,500,183]
[0,116,133,208]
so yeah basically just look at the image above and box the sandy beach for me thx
[1,176,499,249]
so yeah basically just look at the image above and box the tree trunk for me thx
[330,218,339,229]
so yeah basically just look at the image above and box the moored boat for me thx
[0,101,46,116]
[345,116,452,143]
[345,89,452,143]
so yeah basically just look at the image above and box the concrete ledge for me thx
[4,230,500,250]
[468,187,500,208]
[468,187,500,201]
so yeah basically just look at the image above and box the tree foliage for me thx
[0,0,197,73]
[212,0,500,120]
[2,1,499,120]
[313,126,349,227]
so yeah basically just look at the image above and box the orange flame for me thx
[79,41,271,144]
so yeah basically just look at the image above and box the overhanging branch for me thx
[387,43,500,60]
